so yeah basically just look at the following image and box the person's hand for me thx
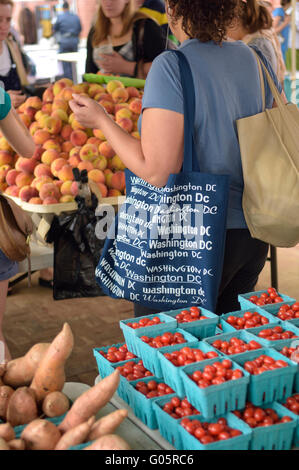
[7,90,26,108]
[96,52,131,75]
[69,93,107,129]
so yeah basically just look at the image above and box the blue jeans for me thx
[58,43,78,80]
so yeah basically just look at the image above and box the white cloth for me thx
[0,41,11,76]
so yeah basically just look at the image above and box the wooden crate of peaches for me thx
[0,324,130,450]
[0,77,143,209]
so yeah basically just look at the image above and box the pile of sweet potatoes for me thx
[0,323,130,450]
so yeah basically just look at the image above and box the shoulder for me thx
[273,7,284,17]
[150,50,180,75]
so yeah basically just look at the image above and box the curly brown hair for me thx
[167,0,239,44]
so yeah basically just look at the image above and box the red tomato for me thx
[200,435,215,445]
[218,432,230,440]
[194,427,206,439]
[280,416,293,423]
[171,396,181,408]
[249,295,259,303]
[208,423,224,436]
[254,408,266,422]
[147,380,157,391]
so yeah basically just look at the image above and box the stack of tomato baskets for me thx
[93,287,299,450]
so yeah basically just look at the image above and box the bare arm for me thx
[69,94,184,187]
[0,106,35,157]
[275,15,291,34]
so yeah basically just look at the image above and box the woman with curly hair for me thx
[70,0,287,316]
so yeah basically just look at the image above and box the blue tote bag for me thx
[96,51,230,312]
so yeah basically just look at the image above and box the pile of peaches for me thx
[0,78,142,205]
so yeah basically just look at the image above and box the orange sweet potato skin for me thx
[58,370,120,433]
[6,387,39,427]
[3,343,50,388]
[0,385,14,421]
[30,323,74,403]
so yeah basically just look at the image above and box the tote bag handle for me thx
[172,50,200,173]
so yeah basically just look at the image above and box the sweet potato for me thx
[21,419,62,450]
[88,409,128,441]
[0,377,3,387]
[6,387,38,427]
[3,343,50,388]
[55,416,95,450]
[0,437,10,450]
[8,439,26,451]
[0,423,15,442]
[83,434,131,450]
[30,323,74,403]
[42,391,70,418]
[0,385,14,420]
[58,369,120,434]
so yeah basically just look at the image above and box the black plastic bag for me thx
[47,193,106,300]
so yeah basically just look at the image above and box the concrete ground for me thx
[4,245,299,387]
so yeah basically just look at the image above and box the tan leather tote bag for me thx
[0,193,33,261]
[236,51,299,247]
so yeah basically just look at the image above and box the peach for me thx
[41,103,53,115]
[5,185,19,197]
[24,106,38,121]
[105,171,113,188]
[68,112,75,125]
[59,195,75,203]
[57,164,74,182]
[33,130,51,145]
[28,197,43,204]
[15,172,34,188]
[42,139,61,152]
[6,169,21,186]
[44,116,62,135]
[115,108,133,122]
[53,78,73,96]
[88,84,105,98]
[69,146,81,158]
[71,118,85,131]
[62,141,74,154]
[93,155,107,171]
[0,137,13,152]
[41,149,60,166]
[53,179,63,189]
[88,168,105,184]
[60,87,74,102]
[96,182,108,198]
[80,144,98,161]
[29,122,40,136]
[0,150,13,166]
[99,99,115,115]
[60,180,78,197]
[19,185,38,202]
[52,98,68,113]
[51,158,68,177]
[106,158,114,170]
[108,188,122,197]
[17,102,26,113]
[99,141,115,159]
[15,157,37,174]
[43,196,59,205]
[114,103,129,113]
[94,92,113,103]
[0,181,8,191]
[51,109,69,123]
[0,165,11,182]
[39,182,60,201]
[111,171,125,192]
[34,163,53,178]
[42,87,54,103]
[19,113,31,128]
[111,87,129,104]
[87,137,101,146]
[61,124,73,141]
[117,117,133,133]
[129,98,142,115]
[68,155,81,167]
[126,86,140,99]
[93,129,106,140]
[32,146,44,161]
[106,80,125,95]
[32,176,53,192]
[78,161,94,172]
[72,83,89,94]
[25,96,42,110]
[111,154,126,171]
[70,130,88,147]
